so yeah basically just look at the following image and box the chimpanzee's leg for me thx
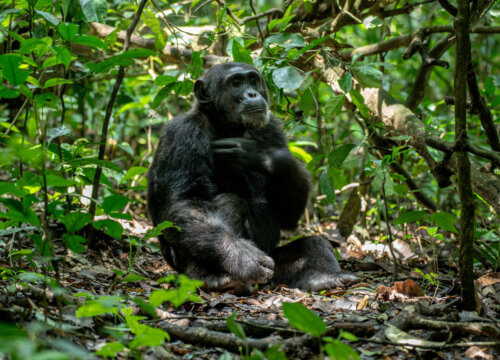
[271,236,358,291]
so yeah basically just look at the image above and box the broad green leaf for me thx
[272,66,303,90]
[141,9,166,51]
[120,166,148,184]
[47,126,71,143]
[121,273,146,283]
[324,341,360,360]
[289,145,312,163]
[65,234,87,253]
[95,342,125,358]
[0,54,29,86]
[80,0,107,23]
[265,33,306,49]
[353,65,382,88]
[282,302,326,337]
[102,194,129,214]
[88,49,155,73]
[35,10,59,25]
[44,174,76,187]
[67,157,124,173]
[484,77,495,98]
[339,72,352,93]
[57,23,78,41]
[155,75,177,86]
[152,82,181,108]
[93,219,123,239]
[430,212,458,234]
[320,170,335,203]
[392,210,426,225]
[328,144,356,169]
[227,312,246,340]
[63,211,92,233]
[325,94,345,116]
[349,89,371,118]
[19,38,49,56]
[72,35,109,50]
[43,77,73,89]
[76,302,118,317]
[143,221,181,240]
[231,39,252,64]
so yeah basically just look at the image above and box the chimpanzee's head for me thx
[194,62,270,131]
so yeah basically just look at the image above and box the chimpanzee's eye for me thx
[232,78,242,87]
[249,75,259,86]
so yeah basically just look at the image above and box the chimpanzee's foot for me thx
[293,271,360,292]
[272,235,359,291]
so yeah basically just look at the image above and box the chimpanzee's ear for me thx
[194,79,211,103]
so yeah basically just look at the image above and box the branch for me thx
[424,136,500,164]
[466,62,500,159]
[405,34,455,110]
[438,0,458,16]
[341,26,500,62]
[89,23,226,67]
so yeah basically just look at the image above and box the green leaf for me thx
[72,35,109,50]
[152,82,181,108]
[227,312,246,340]
[272,66,303,90]
[155,75,177,86]
[231,39,253,64]
[324,341,360,360]
[484,76,495,98]
[0,54,30,86]
[65,234,87,253]
[120,166,148,184]
[320,170,335,203]
[63,211,92,233]
[44,174,76,187]
[67,157,124,173]
[392,210,426,225]
[95,342,125,358]
[325,94,345,116]
[349,89,371,118]
[93,219,123,239]
[88,49,155,73]
[143,220,181,240]
[19,38,50,56]
[80,0,107,23]
[35,10,59,25]
[328,144,356,169]
[76,302,118,317]
[102,194,129,214]
[47,125,71,143]
[265,33,306,49]
[353,65,382,88]
[430,212,458,234]
[289,145,312,163]
[339,72,352,93]
[57,23,78,41]
[121,273,146,283]
[43,77,73,89]
[282,302,326,337]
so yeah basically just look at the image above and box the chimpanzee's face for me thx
[194,63,270,130]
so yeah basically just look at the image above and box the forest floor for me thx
[1,213,499,360]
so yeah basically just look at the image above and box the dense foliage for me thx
[0,0,498,358]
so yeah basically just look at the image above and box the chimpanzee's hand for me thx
[221,238,275,284]
[212,138,270,171]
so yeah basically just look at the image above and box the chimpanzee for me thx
[147,62,358,292]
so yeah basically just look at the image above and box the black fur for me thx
[148,62,358,292]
